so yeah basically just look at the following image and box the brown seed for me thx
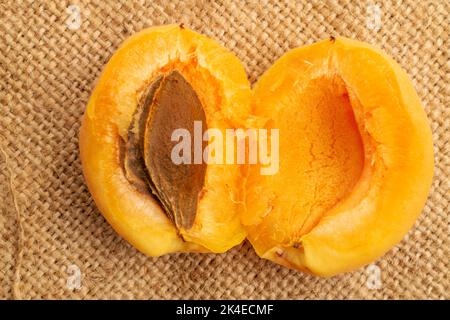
[124,75,163,195]
[123,70,207,230]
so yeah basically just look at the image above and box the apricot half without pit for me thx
[243,37,434,276]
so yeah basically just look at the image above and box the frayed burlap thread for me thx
[0,0,448,299]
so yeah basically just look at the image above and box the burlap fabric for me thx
[0,0,448,299]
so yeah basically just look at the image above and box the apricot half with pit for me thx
[243,37,434,276]
[80,25,251,255]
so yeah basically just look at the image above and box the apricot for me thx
[80,26,434,276]
[79,25,251,255]
[243,37,434,276]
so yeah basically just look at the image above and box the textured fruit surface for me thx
[80,25,251,255]
[243,37,434,276]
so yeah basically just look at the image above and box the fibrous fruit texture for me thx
[243,37,434,276]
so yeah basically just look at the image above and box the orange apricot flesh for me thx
[243,37,434,276]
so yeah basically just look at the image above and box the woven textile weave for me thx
[0,0,448,299]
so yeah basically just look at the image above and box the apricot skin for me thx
[243,37,434,276]
[79,25,251,256]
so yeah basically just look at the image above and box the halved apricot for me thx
[80,27,433,275]
[80,25,251,255]
[243,37,434,276]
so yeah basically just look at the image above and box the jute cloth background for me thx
[0,0,448,299]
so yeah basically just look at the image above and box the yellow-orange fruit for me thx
[243,37,434,276]
[80,25,251,256]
